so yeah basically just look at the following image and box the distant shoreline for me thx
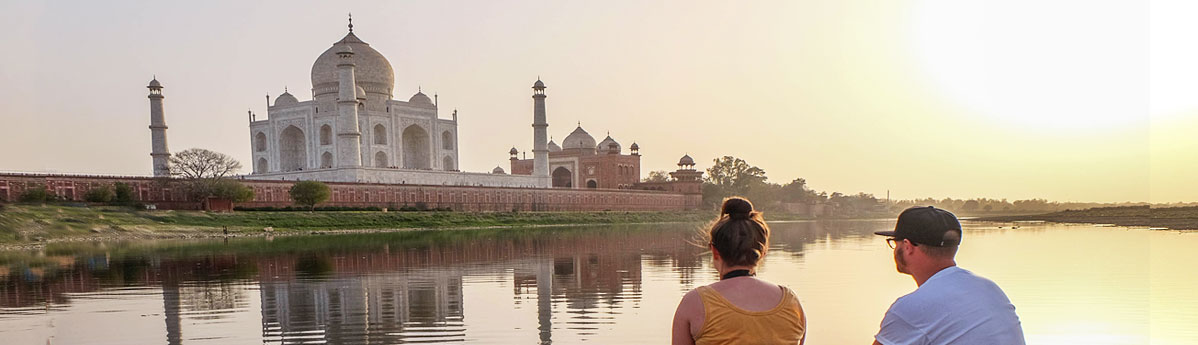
[975,205,1198,230]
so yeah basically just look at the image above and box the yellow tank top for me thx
[695,285,806,345]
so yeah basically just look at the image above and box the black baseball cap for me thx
[874,206,962,247]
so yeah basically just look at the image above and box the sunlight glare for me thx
[913,0,1147,130]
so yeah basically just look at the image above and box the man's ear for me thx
[710,244,722,261]
[903,239,919,256]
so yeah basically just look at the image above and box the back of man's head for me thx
[919,230,960,259]
[877,206,963,259]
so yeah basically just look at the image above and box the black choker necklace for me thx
[721,269,754,280]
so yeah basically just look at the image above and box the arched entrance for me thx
[402,125,430,169]
[552,167,572,188]
[256,158,268,173]
[586,180,597,189]
[279,125,307,172]
[443,156,455,171]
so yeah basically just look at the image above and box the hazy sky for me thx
[0,1,1192,203]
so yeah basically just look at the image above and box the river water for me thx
[0,220,1194,344]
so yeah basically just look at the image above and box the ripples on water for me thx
[0,221,1195,344]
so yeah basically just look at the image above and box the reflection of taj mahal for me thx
[246,20,550,188]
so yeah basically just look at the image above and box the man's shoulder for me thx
[892,268,999,309]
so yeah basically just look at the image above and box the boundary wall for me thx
[0,173,702,212]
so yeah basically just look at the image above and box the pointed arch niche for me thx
[321,152,333,168]
[320,125,332,145]
[374,124,387,145]
[402,125,430,169]
[255,132,267,152]
[375,151,389,168]
[279,125,307,172]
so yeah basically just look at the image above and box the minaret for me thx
[531,79,549,180]
[335,43,363,167]
[147,77,171,177]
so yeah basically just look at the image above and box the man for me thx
[872,206,1025,345]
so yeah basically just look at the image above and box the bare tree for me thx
[169,148,249,202]
[169,148,242,179]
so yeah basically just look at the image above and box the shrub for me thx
[84,185,115,203]
[113,182,134,204]
[20,185,51,203]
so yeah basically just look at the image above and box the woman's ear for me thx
[709,244,722,261]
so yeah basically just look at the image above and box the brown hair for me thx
[704,196,771,267]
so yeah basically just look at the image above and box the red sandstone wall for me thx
[0,173,702,211]
[0,173,199,209]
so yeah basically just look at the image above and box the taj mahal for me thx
[224,19,680,190]
[243,20,554,188]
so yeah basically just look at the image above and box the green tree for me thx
[642,170,670,183]
[113,182,134,204]
[211,179,255,202]
[84,185,115,203]
[780,178,824,203]
[703,156,768,206]
[289,181,331,211]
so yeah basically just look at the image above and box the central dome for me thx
[562,126,597,151]
[311,31,395,98]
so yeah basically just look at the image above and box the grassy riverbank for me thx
[976,205,1198,230]
[0,204,810,244]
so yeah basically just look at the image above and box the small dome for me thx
[275,91,299,106]
[547,139,562,152]
[492,166,506,174]
[533,79,546,88]
[630,142,639,150]
[147,78,162,88]
[597,135,621,154]
[679,154,695,166]
[509,147,519,155]
[409,91,433,106]
[356,85,367,99]
[562,126,597,151]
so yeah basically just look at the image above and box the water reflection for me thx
[0,221,1195,344]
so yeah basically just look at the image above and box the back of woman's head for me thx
[706,196,770,267]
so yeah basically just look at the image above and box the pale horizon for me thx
[1,1,1193,203]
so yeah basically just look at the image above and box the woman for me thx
[671,197,806,345]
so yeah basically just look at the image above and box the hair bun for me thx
[721,197,754,219]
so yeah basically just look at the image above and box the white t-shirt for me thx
[875,266,1025,345]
